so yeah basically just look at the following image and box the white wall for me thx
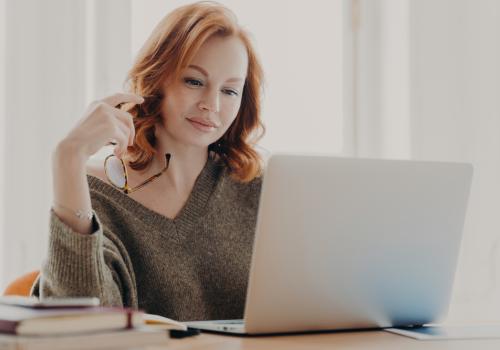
[0,0,131,289]
[349,0,411,159]
[2,0,498,326]
[410,0,500,323]
[0,0,6,288]
[1,0,87,288]
[131,0,344,155]
[0,0,343,290]
[352,0,500,323]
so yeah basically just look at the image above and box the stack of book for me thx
[0,296,183,350]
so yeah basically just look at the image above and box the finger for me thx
[103,108,130,156]
[112,108,136,146]
[97,103,135,147]
[114,118,131,150]
[95,104,131,148]
[102,93,144,109]
[110,127,129,158]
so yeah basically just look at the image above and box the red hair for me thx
[125,1,265,182]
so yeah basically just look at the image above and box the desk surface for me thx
[164,330,500,350]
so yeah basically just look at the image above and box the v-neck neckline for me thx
[87,156,224,234]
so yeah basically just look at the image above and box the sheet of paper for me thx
[385,324,500,340]
[143,313,187,331]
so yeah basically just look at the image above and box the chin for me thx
[183,134,219,149]
[169,124,224,149]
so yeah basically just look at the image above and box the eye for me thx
[223,89,239,97]
[184,78,203,87]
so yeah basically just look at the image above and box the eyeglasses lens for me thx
[105,156,126,188]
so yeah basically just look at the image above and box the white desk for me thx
[165,330,500,350]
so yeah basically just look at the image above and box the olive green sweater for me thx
[32,157,262,321]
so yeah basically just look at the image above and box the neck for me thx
[150,124,209,194]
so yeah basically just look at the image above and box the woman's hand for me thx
[51,93,143,235]
[59,93,144,160]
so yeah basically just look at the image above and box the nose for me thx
[198,88,220,113]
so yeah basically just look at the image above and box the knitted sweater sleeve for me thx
[30,210,138,309]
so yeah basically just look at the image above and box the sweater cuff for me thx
[44,210,105,294]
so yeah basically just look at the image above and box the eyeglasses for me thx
[104,153,171,194]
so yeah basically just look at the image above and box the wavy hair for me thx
[124,1,265,183]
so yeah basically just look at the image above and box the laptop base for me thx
[185,320,246,334]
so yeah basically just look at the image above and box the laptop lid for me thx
[242,155,473,334]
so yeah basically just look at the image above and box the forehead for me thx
[187,35,248,81]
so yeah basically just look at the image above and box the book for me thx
[0,303,142,336]
[0,327,169,350]
[0,296,100,309]
[0,296,188,337]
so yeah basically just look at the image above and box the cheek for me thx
[220,99,242,125]
[162,89,197,120]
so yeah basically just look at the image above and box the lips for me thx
[186,117,218,128]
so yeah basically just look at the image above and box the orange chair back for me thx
[3,271,40,296]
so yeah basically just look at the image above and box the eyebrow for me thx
[187,64,245,83]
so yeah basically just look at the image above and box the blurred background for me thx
[0,0,499,324]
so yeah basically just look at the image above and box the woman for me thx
[32,1,265,322]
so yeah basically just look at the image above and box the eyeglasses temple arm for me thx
[126,154,171,194]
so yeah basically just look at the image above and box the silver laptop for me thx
[186,154,473,335]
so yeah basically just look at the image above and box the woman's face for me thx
[160,35,248,149]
